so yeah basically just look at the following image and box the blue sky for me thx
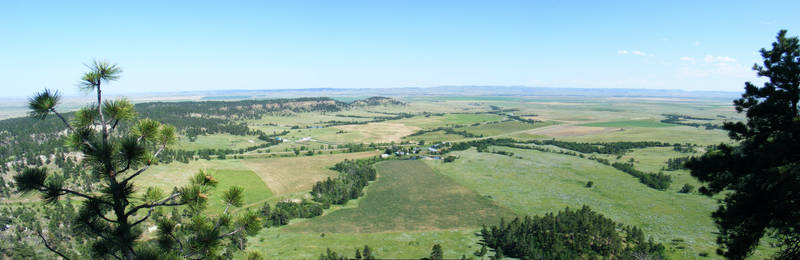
[0,0,798,97]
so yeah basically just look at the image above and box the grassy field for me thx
[247,159,516,259]
[403,130,466,143]
[248,229,483,259]
[240,151,380,197]
[427,148,724,258]
[580,119,677,128]
[562,125,731,145]
[205,169,272,212]
[177,133,266,150]
[462,121,535,136]
[426,147,774,259]
[287,160,516,233]
[136,151,379,210]
[392,113,503,129]
[332,122,420,143]
[136,159,250,193]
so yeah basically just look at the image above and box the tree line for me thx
[311,157,381,206]
[610,162,672,191]
[660,114,722,130]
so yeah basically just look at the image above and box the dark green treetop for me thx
[686,30,800,259]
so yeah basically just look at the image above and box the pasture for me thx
[177,133,266,150]
[205,169,272,212]
[426,147,773,258]
[240,151,380,197]
[286,160,516,233]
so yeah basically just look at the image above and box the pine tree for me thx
[475,244,488,257]
[15,60,262,259]
[429,244,444,260]
[363,245,375,260]
[494,247,504,259]
[686,30,800,259]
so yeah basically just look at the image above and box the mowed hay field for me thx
[331,122,420,143]
[462,120,551,136]
[286,160,516,233]
[136,152,379,210]
[240,151,380,196]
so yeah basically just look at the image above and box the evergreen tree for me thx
[686,30,800,259]
[475,244,487,257]
[493,247,504,259]
[429,244,443,260]
[15,61,261,259]
[363,245,375,260]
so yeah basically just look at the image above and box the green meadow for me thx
[287,160,516,233]
[205,169,272,213]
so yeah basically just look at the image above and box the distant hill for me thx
[127,86,741,101]
[349,96,405,106]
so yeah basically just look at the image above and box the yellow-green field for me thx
[239,151,380,197]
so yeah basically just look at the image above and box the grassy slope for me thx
[287,160,516,233]
[205,169,272,212]
[427,148,722,258]
[248,229,482,260]
[393,113,503,129]
[177,133,266,150]
[561,126,731,145]
[463,121,541,136]
[248,159,514,259]
[580,120,676,128]
[240,151,380,197]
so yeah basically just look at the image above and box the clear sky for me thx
[1,0,798,97]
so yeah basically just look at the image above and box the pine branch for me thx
[38,186,106,205]
[127,192,184,220]
[51,109,74,132]
[169,232,185,254]
[212,203,232,232]
[36,229,71,260]
[97,213,118,223]
[219,226,245,238]
[111,119,120,131]
[121,145,165,184]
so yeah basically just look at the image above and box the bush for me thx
[679,184,694,193]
